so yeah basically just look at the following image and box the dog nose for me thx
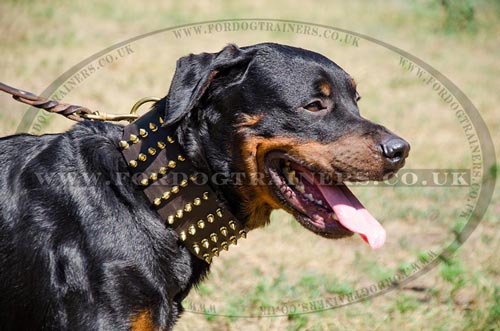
[380,137,410,168]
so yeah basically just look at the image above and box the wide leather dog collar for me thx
[118,100,247,264]
[0,83,246,264]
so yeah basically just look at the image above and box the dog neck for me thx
[118,107,248,264]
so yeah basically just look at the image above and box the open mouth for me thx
[266,153,386,249]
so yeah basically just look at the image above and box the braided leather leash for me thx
[0,82,139,122]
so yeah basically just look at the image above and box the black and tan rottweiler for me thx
[0,43,409,330]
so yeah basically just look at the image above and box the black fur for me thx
[0,122,208,330]
[0,43,408,330]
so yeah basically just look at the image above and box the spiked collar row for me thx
[0,83,247,264]
[118,102,247,264]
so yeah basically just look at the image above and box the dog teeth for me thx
[305,193,314,202]
[283,167,299,186]
[296,183,305,193]
[315,199,324,206]
[331,213,339,221]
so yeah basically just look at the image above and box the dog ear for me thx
[163,44,255,125]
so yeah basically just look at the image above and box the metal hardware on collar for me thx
[119,102,248,264]
[0,82,248,264]
[80,97,160,122]
[129,97,161,118]
[81,111,139,122]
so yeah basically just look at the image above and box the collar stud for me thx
[119,107,248,264]
[130,134,139,144]
[139,128,148,138]
[210,233,218,243]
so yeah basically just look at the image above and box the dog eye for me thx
[304,101,326,112]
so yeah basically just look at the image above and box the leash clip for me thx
[81,97,160,123]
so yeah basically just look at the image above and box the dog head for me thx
[159,43,410,248]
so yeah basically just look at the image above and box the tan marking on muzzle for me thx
[237,133,385,229]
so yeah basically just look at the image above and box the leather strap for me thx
[119,107,248,264]
[0,82,93,122]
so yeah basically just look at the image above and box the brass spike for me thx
[216,208,223,218]
[171,186,179,194]
[203,254,212,264]
[193,243,200,255]
[159,117,164,124]
[239,230,247,239]
[167,215,175,225]
[129,160,138,168]
[184,203,192,212]
[162,191,171,200]
[221,241,228,251]
[138,153,147,162]
[153,198,161,206]
[197,220,205,229]
[188,225,196,235]
[140,178,149,186]
[168,160,176,168]
[159,167,167,175]
[149,123,158,132]
[193,198,201,206]
[175,209,183,219]
[177,155,185,161]
[167,136,175,143]
[139,128,148,138]
[130,134,139,144]
[229,220,236,230]
[212,248,219,257]
[220,227,228,237]
[149,173,158,181]
[207,214,215,223]
[210,233,218,243]
[119,140,129,149]
[148,147,156,156]
[189,174,198,182]
[201,239,209,249]
[180,179,188,187]
[202,192,209,200]
[157,141,166,150]
[179,231,187,241]
[229,236,237,245]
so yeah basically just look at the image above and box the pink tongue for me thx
[300,172,386,249]
[321,185,386,249]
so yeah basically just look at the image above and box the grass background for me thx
[0,1,499,330]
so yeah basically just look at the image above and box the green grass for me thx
[395,294,419,313]
[440,257,466,294]
[287,314,308,331]
[325,279,354,295]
